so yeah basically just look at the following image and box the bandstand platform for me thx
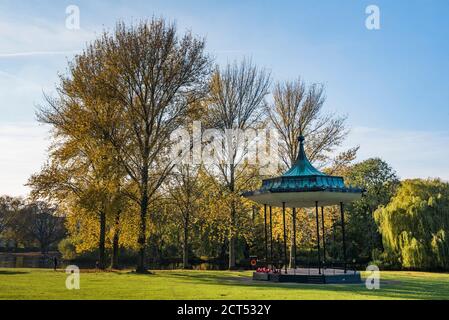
[253,268,362,284]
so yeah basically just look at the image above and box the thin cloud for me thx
[0,50,80,58]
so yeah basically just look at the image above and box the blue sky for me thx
[1,0,449,195]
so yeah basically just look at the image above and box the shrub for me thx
[374,179,449,270]
[58,238,77,260]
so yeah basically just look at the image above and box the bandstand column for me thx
[282,202,288,274]
[315,201,322,275]
[340,202,347,274]
[292,207,297,270]
[321,206,326,266]
[269,206,273,265]
[263,204,268,264]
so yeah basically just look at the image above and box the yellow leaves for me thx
[63,197,140,252]
[117,207,140,250]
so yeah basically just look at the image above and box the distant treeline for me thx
[0,198,65,253]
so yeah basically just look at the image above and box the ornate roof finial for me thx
[298,125,304,143]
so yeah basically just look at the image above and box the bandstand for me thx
[243,135,365,284]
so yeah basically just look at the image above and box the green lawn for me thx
[0,268,448,300]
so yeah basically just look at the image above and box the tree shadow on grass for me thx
[0,270,30,275]
[164,271,449,300]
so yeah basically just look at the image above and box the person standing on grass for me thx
[53,257,58,271]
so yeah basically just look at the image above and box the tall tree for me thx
[85,19,211,272]
[28,45,125,268]
[28,155,123,268]
[32,18,210,272]
[165,165,202,269]
[204,59,271,269]
[345,158,399,260]
[266,79,351,169]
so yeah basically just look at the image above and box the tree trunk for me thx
[99,210,106,270]
[40,242,48,254]
[111,210,121,269]
[182,212,190,269]
[229,202,236,269]
[228,167,237,270]
[136,190,148,273]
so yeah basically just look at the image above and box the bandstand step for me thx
[252,272,361,284]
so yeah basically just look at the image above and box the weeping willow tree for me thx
[374,179,449,270]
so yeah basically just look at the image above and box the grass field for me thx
[1,268,449,300]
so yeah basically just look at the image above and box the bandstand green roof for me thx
[242,135,364,208]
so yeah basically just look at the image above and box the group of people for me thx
[256,267,281,274]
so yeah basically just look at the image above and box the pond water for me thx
[0,253,228,270]
[0,254,58,268]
